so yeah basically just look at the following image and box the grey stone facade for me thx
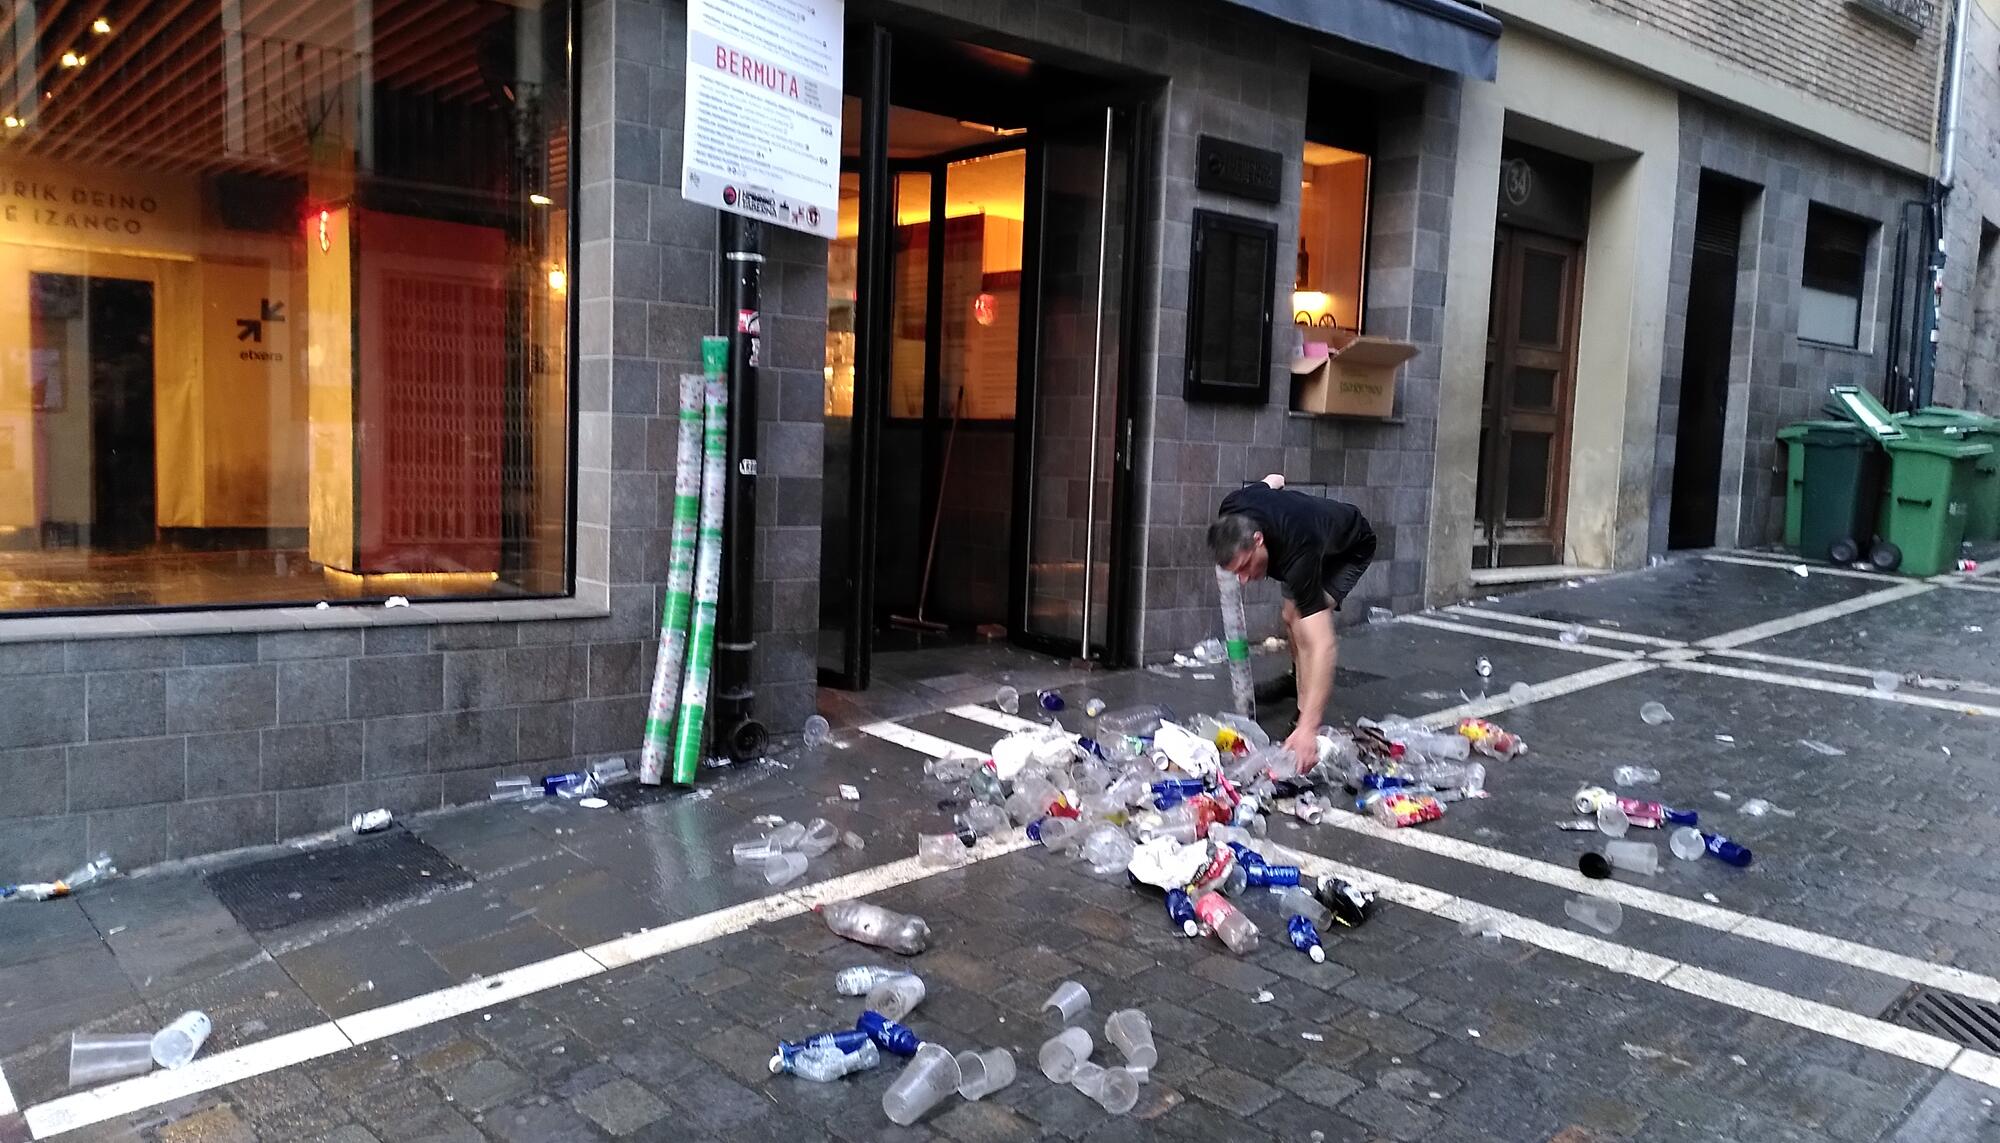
[1934,0,2000,413]
[1650,96,1927,554]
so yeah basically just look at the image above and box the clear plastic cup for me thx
[1564,896,1624,935]
[1089,1066,1141,1114]
[1043,980,1091,1024]
[1038,1027,1093,1082]
[1595,802,1630,838]
[803,715,831,748]
[866,973,926,1022]
[1036,818,1083,853]
[151,1011,212,1069]
[1603,839,1660,876]
[918,834,965,867]
[882,1042,962,1126]
[1670,826,1706,861]
[996,686,1020,715]
[954,1048,1016,1100]
[732,839,778,866]
[1639,701,1673,726]
[69,1033,155,1087]
[796,818,840,857]
[1103,1009,1156,1069]
[766,821,807,850]
[489,777,538,802]
[761,851,808,886]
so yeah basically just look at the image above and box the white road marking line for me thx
[1706,646,1884,680]
[946,704,1044,734]
[1281,848,1988,1083]
[25,1023,351,1139]
[1695,582,1935,649]
[1952,1049,2000,1088]
[338,951,605,1045]
[0,1058,16,1117]
[1662,658,2000,718]
[1700,552,1907,583]
[1305,808,2000,1004]
[1398,615,1645,660]
[1413,660,1659,729]
[858,719,988,758]
[588,891,812,971]
[1441,605,1687,647]
[1939,578,2000,595]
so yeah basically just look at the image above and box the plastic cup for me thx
[918,834,965,867]
[1670,826,1706,861]
[1090,1066,1141,1114]
[1103,1009,1156,1069]
[1595,802,1630,838]
[69,1033,155,1087]
[803,715,831,748]
[1639,701,1673,726]
[1564,896,1623,935]
[1038,1027,1093,1082]
[866,974,926,1022]
[1043,980,1091,1024]
[151,1011,212,1070]
[1036,817,1083,853]
[1070,1060,1106,1095]
[766,821,807,850]
[1602,839,1661,877]
[732,839,778,866]
[761,851,808,886]
[797,818,840,857]
[955,1048,1016,1100]
[882,1042,962,1126]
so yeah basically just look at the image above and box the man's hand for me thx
[1262,473,1286,489]
[1284,722,1319,774]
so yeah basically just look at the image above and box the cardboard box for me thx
[1291,336,1419,418]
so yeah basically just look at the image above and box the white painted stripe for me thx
[1441,605,1687,648]
[1950,1049,2000,1088]
[1658,965,1961,1068]
[1939,578,2000,595]
[0,1058,16,1117]
[337,950,605,1044]
[588,892,811,971]
[946,704,1044,734]
[1304,807,2000,1004]
[1398,615,1645,660]
[1695,582,1935,649]
[25,1023,351,1139]
[858,719,988,759]
[1662,657,2000,718]
[1706,646,1884,679]
[1700,552,1907,583]
[1412,660,1659,729]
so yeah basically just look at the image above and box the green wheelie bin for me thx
[1778,419,1853,550]
[1796,421,1886,564]
[1879,434,1992,575]
[1899,407,2000,542]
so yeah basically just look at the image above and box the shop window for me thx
[1800,204,1874,348]
[1292,142,1371,335]
[1185,210,1277,404]
[0,0,572,613]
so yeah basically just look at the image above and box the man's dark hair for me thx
[1208,513,1259,566]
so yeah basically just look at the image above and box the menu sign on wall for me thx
[681,0,843,238]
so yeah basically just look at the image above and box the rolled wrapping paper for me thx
[671,363,729,785]
[639,373,706,784]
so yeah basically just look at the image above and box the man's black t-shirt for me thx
[1218,485,1371,619]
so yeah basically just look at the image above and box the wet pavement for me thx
[5,551,2000,1142]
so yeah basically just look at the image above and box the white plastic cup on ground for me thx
[796,818,840,857]
[802,715,831,748]
[151,1011,212,1070]
[917,834,965,867]
[732,839,778,866]
[69,1033,155,1087]
[883,1042,962,1126]
[1038,1027,1093,1082]
[1639,701,1673,726]
[1564,896,1624,935]
[955,1048,1016,1100]
[760,851,808,886]
[1670,826,1706,861]
[1091,1066,1142,1114]
[996,686,1020,715]
[866,973,927,1022]
[1602,839,1661,877]
[1103,1009,1156,1069]
[1595,803,1630,838]
[1043,980,1091,1024]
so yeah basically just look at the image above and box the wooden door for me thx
[1476,226,1582,569]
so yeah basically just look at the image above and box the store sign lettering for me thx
[1,176,162,237]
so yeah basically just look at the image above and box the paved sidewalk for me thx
[5,552,2000,1141]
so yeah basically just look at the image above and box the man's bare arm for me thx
[1292,607,1336,731]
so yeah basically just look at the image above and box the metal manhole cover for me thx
[1881,983,2000,1052]
[206,830,470,934]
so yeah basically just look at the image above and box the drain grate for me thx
[206,830,470,934]
[1881,983,2000,1052]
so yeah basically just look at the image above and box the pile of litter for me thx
[731,818,841,885]
[490,756,639,809]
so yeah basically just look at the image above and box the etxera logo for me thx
[237,298,286,343]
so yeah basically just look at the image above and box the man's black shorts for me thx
[1280,526,1377,612]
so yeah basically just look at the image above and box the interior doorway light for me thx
[957,120,1025,138]
[59,51,86,68]
[528,193,553,206]
[91,17,111,34]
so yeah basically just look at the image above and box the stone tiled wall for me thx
[1584,0,1946,142]
[0,0,828,881]
[1649,96,1926,554]
[1934,0,2000,413]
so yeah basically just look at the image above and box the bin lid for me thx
[1778,418,1853,441]
[1826,386,1906,443]
[1902,407,1997,434]
[1882,435,1993,459]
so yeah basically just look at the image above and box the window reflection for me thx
[0,0,572,612]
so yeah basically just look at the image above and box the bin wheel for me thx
[728,718,769,762]
[1828,537,1859,564]
[1869,541,1903,571]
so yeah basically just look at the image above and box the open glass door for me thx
[1013,103,1135,660]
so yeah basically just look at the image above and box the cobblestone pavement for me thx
[5,553,2000,1142]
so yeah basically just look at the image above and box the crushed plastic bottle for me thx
[5,853,116,902]
[1639,701,1673,726]
[834,966,906,996]
[1613,766,1661,787]
[782,1039,881,1082]
[1192,892,1259,954]
[817,901,932,954]
[769,1029,874,1072]
[802,715,831,748]
[350,809,393,834]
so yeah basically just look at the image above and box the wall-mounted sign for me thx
[1196,136,1283,205]
[681,0,844,239]
[0,162,197,255]
[1848,0,1931,35]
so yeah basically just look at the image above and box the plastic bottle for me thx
[769,1029,875,1073]
[1287,915,1326,962]
[1223,860,1300,895]
[60,854,115,895]
[1084,698,1106,718]
[782,1040,880,1082]
[969,763,1006,806]
[834,966,906,996]
[1613,765,1661,786]
[1039,689,1065,712]
[1192,892,1259,954]
[817,901,932,955]
[1276,886,1331,929]
[1696,830,1754,867]
[1164,888,1200,936]
[350,809,392,834]
[1150,777,1207,809]
[1096,705,1171,740]
[855,1010,922,1056]
[1079,827,1136,876]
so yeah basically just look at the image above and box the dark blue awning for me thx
[1220,0,1500,80]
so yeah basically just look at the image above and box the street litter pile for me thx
[2,852,115,902]
[489,756,639,808]
[67,1010,211,1090]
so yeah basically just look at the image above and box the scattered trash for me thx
[1251,990,1275,1004]
[1458,914,1502,945]
[1044,981,1091,1024]
[1558,623,1588,644]
[384,595,410,608]
[1738,798,1777,818]
[883,1042,960,1125]
[1639,701,1673,726]
[1713,734,1735,744]
[803,715,831,748]
[955,1048,1016,1101]
[314,601,330,610]
[1508,681,1533,703]
[489,777,538,803]
[4,852,115,902]
[1039,688,1066,712]
[1104,1010,1157,1069]
[151,1011,212,1070]
[1790,564,1810,577]
[818,901,931,954]
[917,834,966,868]
[839,784,862,801]
[1602,839,1661,877]
[1613,766,1660,787]
[1703,893,1720,903]
[350,809,393,834]
[1368,606,1394,624]
[1674,829,1752,866]
[69,1033,154,1088]
[1072,1061,1141,1114]
[1300,1032,1325,1042]
[1578,853,1612,880]
[1564,896,1623,934]
[1871,671,1900,695]
[1557,818,1600,832]
[867,974,927,1022]
[996,686,1020,715]
[1084,698,1106,718]
[1039,1027,1093,1083]
[843,831,866,851]
[1966,625,1984,634]
[1622,1043,1669,1062]
[1262,636,1285,652]
[578,797,609,810]
[1475,656,1493,678]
